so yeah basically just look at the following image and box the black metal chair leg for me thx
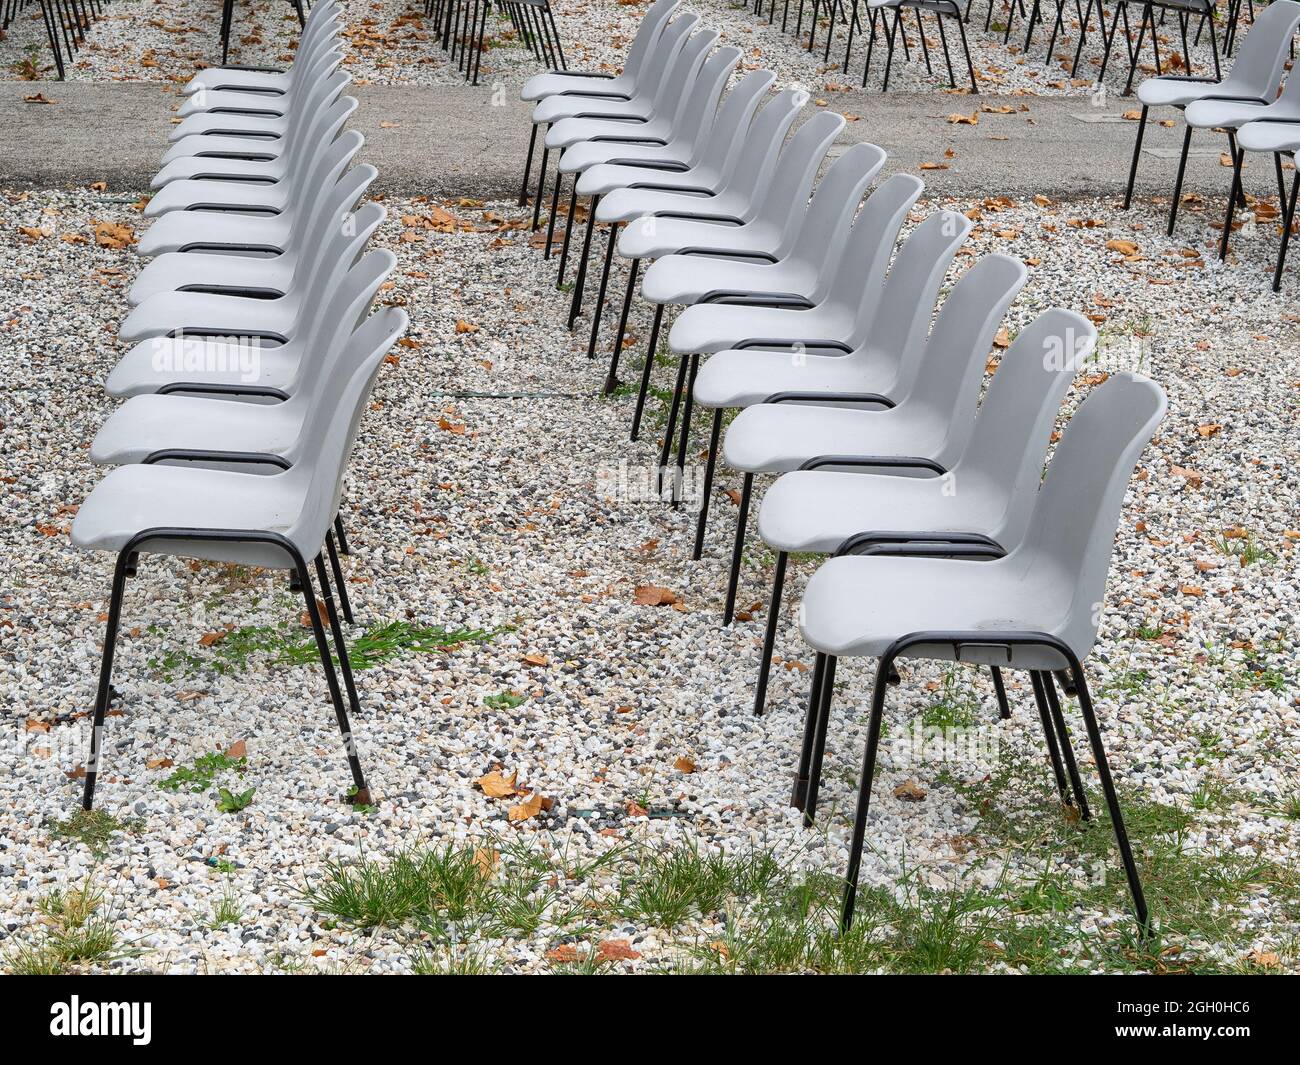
[657,354,689,493]
[314,554,362,721]
[954,7,978,93]
[1219,143,1243,260]
[692,408,722,561]
[607,257,641,389]
[671,353,699,507]
[1042,670,1092,819]
[333,514,351,556]
[1275,151,1287,206]
[1071,664,1149,930]
[1167,122,1192,234]
[841,654,890,927]
[792,652,827,809]
[325,531,353,625]
[722,473,753,625]
[802,653,839,825]
[753,550,787,715]
[568,194,600,328]
[630,304,663,441]
[586,222,620,357]
[519,123,538,208]
[82,550,131,809]
[1123,103,1148,211]
[544,160,564,259]
[990,665,1011,719]
[298,559,371,804]
[1030,669,1071,803]
[556,183,579,287]
[531,144,550,231]
[1273,170,1300,291]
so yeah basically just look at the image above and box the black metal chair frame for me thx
[82,524,371,812]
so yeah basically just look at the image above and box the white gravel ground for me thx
[0,0,1270,97]
[1,168,1297,971]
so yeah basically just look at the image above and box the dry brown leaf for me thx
[147,757,174,770]
[947,111,978,125]
[1170,465,1205,488]
[597,938,641,962]
[522,653,549,667]
[507,792,549,822]
[198,630,227,648]
[477,769,522,798]
[1105,238,1139,256]
[454,320,479,334]
[674,755,697,774]
[893,780,928,802]
[1196,423,1222,438]
[546,944,580,963]
[225,739,247,759]
[473,847,499,879]
[632,584,677,607]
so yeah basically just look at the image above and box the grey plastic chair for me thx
[72,305,409,812]
[796,373,1167,934]
[753,308,1095,722]
[184,0,343,96]
[1123,0,1300,237]
[680,207,969,588]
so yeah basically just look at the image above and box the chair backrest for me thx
[855,210,972,369]
[688,69,777,180]
[297,161,379,266]
[280,67,349,134]
[293,11,345,69]
[717,87,806,201]
[1221,0,1300,98]
[282,91,357,185]
[788,142,886,269]
[285,246,397,424]
[291,127,365,237]
[958,308,1096,546]
[294,201,387,356]
[754,112,847,248]
[1019,373,1168,658]
[897,254,1028,468]
[280,44,346,105]
[637,12,699,107]
[669,45,740,149]
[288,303,410,555]
[622,0,681,83]
[822,173,923,309]
[650,27,719,119]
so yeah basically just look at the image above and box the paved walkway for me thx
[0,80,1251,203]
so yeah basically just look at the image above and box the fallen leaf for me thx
[893,780,928,802]
[1169,465,1205,488]
[454,320,479,334]
[674,755,696,774]
[473,847,499,879]
[546,944,580,963]
[477,769,522,798]
[146,757,174,770]
[23,93,55,104]
[1196,423,1222,438]
[522,653,549,667]
[507,793,550,822]
[597,938,641,962]
[632,584,677,606]
[1105,238,1139,256]
[225,739,247,759]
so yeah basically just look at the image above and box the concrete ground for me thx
[0,80,1262,204]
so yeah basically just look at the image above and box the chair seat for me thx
[160,132,287,166]
[600,185,740,225]
[137,210,294,256]
[576,158,717,196]
[1236,119,1300,153]
[722,402,945,474]
[169,110,290,142]
[757,468,1005,554]
[1136,77,1225,109]
[799,554,1072,667]
[693,346,887,409]
[521,71,633,102]
[640,253,818,306]
[90,393,304,466]
[105,336,302,397]
[128,250,294,306]
[546,112,670,150]
[152,153,290,189]
[184,67,292,95]
[560,138,691,176]
[615,213,777,262]
[71,464,309,569]
[177,86,288,118]
[118,289,303,344]
[144,177,292,218]
[669,302,856,357]
[1184,98,1281,130]
[533,93,652,127]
